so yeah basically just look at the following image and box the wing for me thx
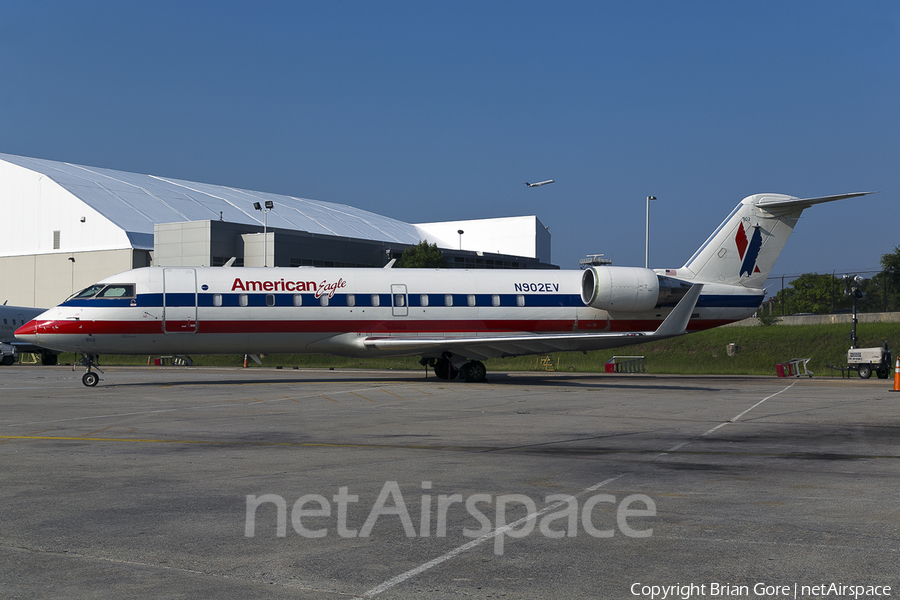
[361,284,703,360]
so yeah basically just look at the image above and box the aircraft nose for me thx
[15,320,39,341]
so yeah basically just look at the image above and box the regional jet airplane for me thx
[16,192,871,386]
[525,180,555,187]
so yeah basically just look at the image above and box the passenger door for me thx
[163,268,198,333]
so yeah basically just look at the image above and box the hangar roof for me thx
[0,153,423,250]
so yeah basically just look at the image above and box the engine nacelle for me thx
[580,267,692,312]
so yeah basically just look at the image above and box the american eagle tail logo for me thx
[735,223,763,277]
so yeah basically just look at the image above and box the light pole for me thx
[645,196,657,269]
[457,229,464,251]
[253,200,274,267]
[68,255,75,296]
[844,274,867,349]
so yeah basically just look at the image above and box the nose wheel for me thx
[78,354,103,387]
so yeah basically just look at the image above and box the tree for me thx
[881,245,900,272]
[866,245,900,312]
[395,240,447,268]
[771,247,900,316]
[773,273,848,315]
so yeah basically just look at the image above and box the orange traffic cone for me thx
[892,358,900,392]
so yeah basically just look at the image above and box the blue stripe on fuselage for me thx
[61,291,763,310]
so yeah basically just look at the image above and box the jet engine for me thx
[580,266,693,312]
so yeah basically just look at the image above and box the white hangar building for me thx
[0,153,554,307]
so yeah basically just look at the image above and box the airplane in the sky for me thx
[16,192,872,386]
[525,180,555,187]
[0,302,59,365]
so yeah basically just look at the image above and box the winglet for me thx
[652,283,703,337]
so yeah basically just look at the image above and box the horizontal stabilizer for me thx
[755,191,876,210]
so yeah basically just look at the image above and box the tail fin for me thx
[675,192,875,289]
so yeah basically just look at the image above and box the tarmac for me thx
[1,365,898,599]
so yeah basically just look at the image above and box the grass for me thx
[609,322,900,375]
[50,321,900,376]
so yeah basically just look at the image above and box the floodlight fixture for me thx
[252,201,275,266]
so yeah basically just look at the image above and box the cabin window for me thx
[239,294,248,307]
[371,295,380,307]
[516,294,525,307]
[347,294,355,307]
[394,294,405,307]
[320,296,329,306]
[420,294,428,307]
[467,294,475,307]
[491,295,500,307]
[293,295,303,306]
[213,294,222,307]
[266,294,276,307]
[444,294,453,307]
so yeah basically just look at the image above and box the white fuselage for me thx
[17,266,761,358]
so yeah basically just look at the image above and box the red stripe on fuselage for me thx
[34,317,733,336]
[28,320,164,336]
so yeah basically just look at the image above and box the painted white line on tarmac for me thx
[354,381,804,598]
[352,474,627,600]
[658,381,799,457]
[728,380,798,422]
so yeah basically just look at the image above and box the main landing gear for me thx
[460,360,487,383]
[426,353,488,383]
[79,354,103,387]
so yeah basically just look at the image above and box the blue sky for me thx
[3,1,897,280]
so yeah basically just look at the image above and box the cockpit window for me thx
[98,284,135,298]
[70,284,106,300]
[67,284,135,301]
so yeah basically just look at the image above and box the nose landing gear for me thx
[78,354,103,387]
